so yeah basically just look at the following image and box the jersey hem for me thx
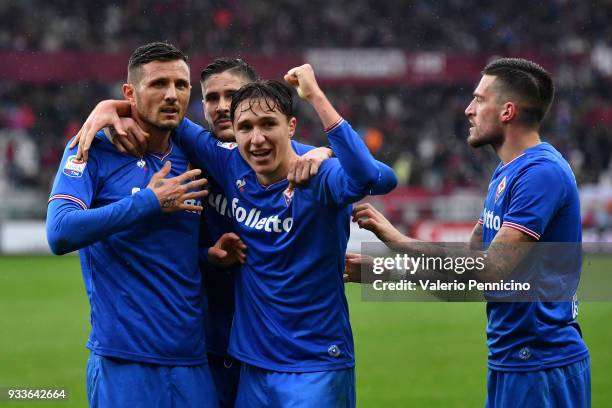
[87,344,208,366]
[487,349,589,372]
[229,349,355,373]
[501,220,541,240]
[324,118,345,133]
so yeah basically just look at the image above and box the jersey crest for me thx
[283,186,294,207]
[494,176,506,203]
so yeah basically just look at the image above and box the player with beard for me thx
[73,57,335,407]
[46,42,216,407]
[70,63,398,407]
[349,58,590,408]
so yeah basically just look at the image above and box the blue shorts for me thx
[86,353,218,408]
[208,353,241,408]
[235,363,355,408]
[486,357,590,408]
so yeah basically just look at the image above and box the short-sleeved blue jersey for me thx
[175,118,396,372]
[47,134,206,365]
[479,142,589,371]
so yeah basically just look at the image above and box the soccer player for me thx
[46,42,218,407]
[197,58,334,407]
[184,66,397,407]
[77,57,335,408]
[75,64,398,406]
[350,58,590,407]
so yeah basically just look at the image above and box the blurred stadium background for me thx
[0,1,611,407]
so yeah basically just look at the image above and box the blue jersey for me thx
[46,134,207,365]
[175,118,396,372]
[198,175,237,357]
[479,142,589,372]
[200,139,318,358]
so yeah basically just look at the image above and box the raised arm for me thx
[284,64,397,202]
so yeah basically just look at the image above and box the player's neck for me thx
[146,130,171,155]
[135,119,171,155]
[497,128,541,165]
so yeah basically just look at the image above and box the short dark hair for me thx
[230,80,293,123]
[200,58,257,84]
[483,58,554,127]
[127,41,188,83]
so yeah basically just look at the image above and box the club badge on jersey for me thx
[494,176,506,203]
[283,187,294,207]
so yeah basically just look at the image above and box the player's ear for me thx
[123,83,136,104]
[500,102,517,123]
[288,117,297,139]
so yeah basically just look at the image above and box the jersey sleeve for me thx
[48,139,101,210]
[370,160,397,195]
[502,161,567,240]
[291,140,315,154]
[173,118,234,183]
[293,139,396,196]
[308,119,397,206]
[46,140,160,255]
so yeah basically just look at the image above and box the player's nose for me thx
[218,96,231,112]
[465,101,475,117]
[164,84,178,101]
[251,128,266,144]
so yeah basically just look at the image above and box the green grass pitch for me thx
[0,255,610,407]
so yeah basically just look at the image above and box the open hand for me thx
[287,147,332,187]
[105,117,150,157]
[69,100,132,161]
[147,162,208,213]
[352,202,407,244]
[208,233,247,267]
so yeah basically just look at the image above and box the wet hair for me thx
[200,58,258,84]
[127,41,188,83]
[230,80,293,123]
[483,58,554,127]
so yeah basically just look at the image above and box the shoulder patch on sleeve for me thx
[216,141,238,150]
[63,155,87,178]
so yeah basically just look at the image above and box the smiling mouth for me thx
[250,149,272,160]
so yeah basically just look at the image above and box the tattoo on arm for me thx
[481,228,534,282]
[381,226,535,284]
[161,198,176,208]
[154,181,165,188]
[468,223,484,250]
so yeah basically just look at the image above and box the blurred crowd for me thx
[2,0,610,55]
[1,74,610,193]
[0,0,611,225]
